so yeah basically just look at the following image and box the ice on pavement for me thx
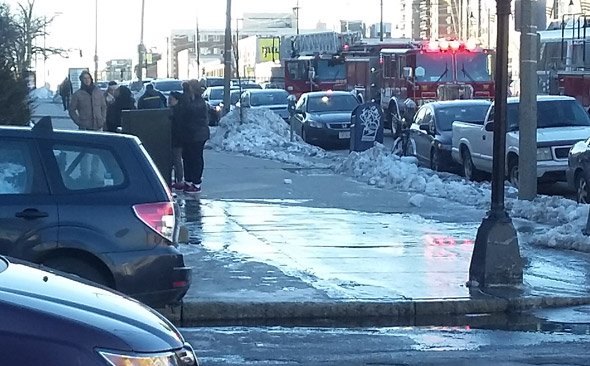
[207,108,590,252]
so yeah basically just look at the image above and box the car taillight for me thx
[133,202,175,242]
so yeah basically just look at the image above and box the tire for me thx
[462,149,479,181]
[575,172,589,204]
[43,257,110,287]
[431,148,443,172]
[508,157,519,188]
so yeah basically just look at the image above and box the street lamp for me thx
[94,0,99,81]
[468,0,523,288]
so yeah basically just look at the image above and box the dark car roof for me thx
[0,256,183,352]
[301,91,356,98]
[426,99,492,109]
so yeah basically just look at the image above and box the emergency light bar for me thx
[422,38,481,52]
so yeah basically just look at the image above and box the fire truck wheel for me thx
[575,172,589,204]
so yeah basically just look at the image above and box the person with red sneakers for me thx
[178,79,209,193]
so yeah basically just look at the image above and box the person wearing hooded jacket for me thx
[68,70,107,131]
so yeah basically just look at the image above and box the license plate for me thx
[339,131,351,139]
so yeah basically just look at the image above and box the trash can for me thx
[121,109,172,184]
[350,102,384,152]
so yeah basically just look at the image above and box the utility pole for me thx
[519,0,538,200]
[94,0,98,81]
[137,0,145,81]
[294,0,300,35]
[380,0,384,41]
[223,0,232,115]
[468,0,523,288]
[196,17,201,77]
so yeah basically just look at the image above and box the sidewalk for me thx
[166,150,590,325]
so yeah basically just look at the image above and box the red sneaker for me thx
[170,182,186,191]
[184,183,201,194]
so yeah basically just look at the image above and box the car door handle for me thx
[15,208,49,219]
[482,135,486,140]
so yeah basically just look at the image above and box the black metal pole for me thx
[468,0,522,288]
[490,0,510,216]
[223,0,232,115]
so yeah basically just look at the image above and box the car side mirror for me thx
[485,121,494,132]
[419,123,430,132]
[203,95,209,101]
[403,66,413,78]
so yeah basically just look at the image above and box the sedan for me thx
[0,255,199,365]
[290,91,361,147]
[239,89,291,121]
[567,138,590,203]
[203,86,238,125]
[411,100,491,172]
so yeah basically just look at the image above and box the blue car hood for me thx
[0,258,184,353]
[308,112,352,123]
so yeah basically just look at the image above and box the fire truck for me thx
[283,32,360,98]
[344,38,495,129]
[537,15,590,108]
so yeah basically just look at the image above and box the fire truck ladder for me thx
[561,13,590,69]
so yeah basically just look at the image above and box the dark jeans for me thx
[62,95,70,110]
[182,141,206,185]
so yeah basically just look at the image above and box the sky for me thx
[5,0,395,88]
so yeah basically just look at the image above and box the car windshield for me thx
[307,94,359,113]
[153,80,183,92]
[435,104,491,131]
[315,59,346,81]
[415,53,453,82]
[208,88,224,100]
[456,52,492,82]
[230,91,242,105]
[506,99,590,130]
[250,91,289,106]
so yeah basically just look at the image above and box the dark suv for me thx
[0,117,191,307]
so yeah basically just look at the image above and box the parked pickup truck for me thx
[451,95,590,185]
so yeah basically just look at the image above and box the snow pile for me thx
[208,108,342,168]
[29,87,54,100]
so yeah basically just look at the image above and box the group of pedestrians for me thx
[65,71,209,194]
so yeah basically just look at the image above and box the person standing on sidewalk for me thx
[169,91,185,189]
[68,70,107,180]
[59,76,73,111]
[179,79,209,194]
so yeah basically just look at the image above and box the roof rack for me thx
[32,116,53,134]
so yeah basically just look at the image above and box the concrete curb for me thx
[158,296,590,326]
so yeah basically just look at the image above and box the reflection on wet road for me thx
[179,198,590,301]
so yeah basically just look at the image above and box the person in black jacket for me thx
[105,86,136,132]
[59,76,73,111]
[138,84,167,109]
[179,79,210,193]
[169,91,185,189]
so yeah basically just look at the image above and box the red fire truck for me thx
[283,32,359,98]
[537,15,590,108]
[345,38,495,129]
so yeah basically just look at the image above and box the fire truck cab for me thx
[538,14,590,108]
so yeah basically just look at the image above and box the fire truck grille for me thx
[553,146,571,160]
[437,84,474,101]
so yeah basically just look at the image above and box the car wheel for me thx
[431,148,443,172]
[508,158,519,188]
[43,257,110,287]
[576,172,589,204]
[462,149,479,181]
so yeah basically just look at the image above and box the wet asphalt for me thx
[34,100,590,326]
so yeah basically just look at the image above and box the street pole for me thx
[468,0,523,288]
[236,18,243,123]
[94,0,98,81]
[294,0,300,35]
[137,0,145,81]
[518,0,538,200]
[380,0,384,41]
[223,0,232,115]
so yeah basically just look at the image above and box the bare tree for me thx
[12,0,65,77]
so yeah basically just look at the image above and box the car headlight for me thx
[308,120,324,128]
[98,348,198,366]
[537,147,553,161]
